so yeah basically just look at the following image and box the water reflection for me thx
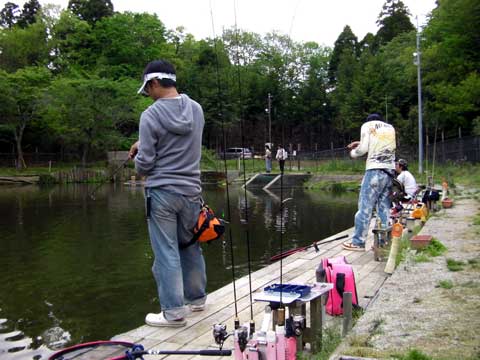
[0,183,357,359]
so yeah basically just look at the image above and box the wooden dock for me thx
[107,226,388,359]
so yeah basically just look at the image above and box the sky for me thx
[3,0,437,46]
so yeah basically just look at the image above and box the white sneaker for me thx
[145,312,186,327]
[190,304,205,312]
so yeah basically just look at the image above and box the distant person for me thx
[342,113,396,251]
[129,59,207,327]
[395,159,417,199]
[276,144,288,173]
[265,145,272,173]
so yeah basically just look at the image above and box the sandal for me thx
[342,241,365,252]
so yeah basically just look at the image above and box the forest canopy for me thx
[0,0,478,168]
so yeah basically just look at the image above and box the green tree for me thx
[50,10,94,73]
[0,2,19,28]
[44,77,139,166]
[376,0,415,47]
[423,0,480,136]
[68,0,113,25]
[328,25,358,86]
[92,12,170,78]
[17,0,41,28]
[0,67,51,169]
[0,18,50,72]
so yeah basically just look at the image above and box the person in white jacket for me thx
[395,158,417,199]
[342,113,396,251]
[275,144,288,173]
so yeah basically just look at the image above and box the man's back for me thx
[350,120,396,170]
[135,94,204,196]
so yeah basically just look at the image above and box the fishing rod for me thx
[48,340,232,360]
[270,233,349,262]
[232,0,256,336]
[88,157,131,200]
[208,0,240,329]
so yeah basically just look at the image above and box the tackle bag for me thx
[180,204,225,249]
[318,256,359,316]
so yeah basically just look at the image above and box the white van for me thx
[224,147,253,159]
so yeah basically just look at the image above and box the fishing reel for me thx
[292,315,306,336]
[213,323,230,348]
[234,325,250,352]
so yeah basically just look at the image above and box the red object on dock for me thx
[442,198,453,208]
[410,235,433,250]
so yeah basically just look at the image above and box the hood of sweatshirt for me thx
[149,94,193,135]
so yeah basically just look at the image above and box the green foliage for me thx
[0,0,478,165]
[68,0,113,24]
[0,18,50,71]
[43,76,139,165]
[17,0,41,28]
[438,279,454,289]
[423,238,447,257]
[446,258,465,272]
[375,0,415,47]
[299,326,342,360]
[0,2,20,28]
[394,349,433,360]
[0,66,51,168]
[414,253,431,263]
[396,235,411,266]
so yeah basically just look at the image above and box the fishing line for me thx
[278,0,302,309]
[232,0,255,328]
[208,0,240,324]
[88,157,130,200]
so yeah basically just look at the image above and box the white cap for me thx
[137,72,177,95]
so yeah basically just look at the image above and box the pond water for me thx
[0,183,357,359]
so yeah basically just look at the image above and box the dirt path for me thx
[331,197,480,359]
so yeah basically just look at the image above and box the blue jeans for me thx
[352,169,392,247]
[265,158,272,172]
[146,188,207,320]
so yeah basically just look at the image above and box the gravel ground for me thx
[331,194,480,360]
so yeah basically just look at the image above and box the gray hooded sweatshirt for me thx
[135,94,204,196]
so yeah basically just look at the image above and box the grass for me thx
[438,280,454,289]
[446,258,465,272]
[467,258,480,270]
[300,326,342,360]
[396,236,412,266]
[414,253,431,262]
[412,238,447,263]
[393,349,433,360]
[473,213,480,226]
[408,160,480,188]
[424,238,447,257]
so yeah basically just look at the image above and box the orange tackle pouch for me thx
[180,205,225,249]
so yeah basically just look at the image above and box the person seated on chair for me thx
[395,159,417,200]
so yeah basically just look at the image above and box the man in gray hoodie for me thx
[129,60,206,327]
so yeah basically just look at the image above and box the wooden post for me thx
[342,292,353,337]
[310,297,322,352]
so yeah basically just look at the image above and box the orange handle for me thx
[392,223,403,238]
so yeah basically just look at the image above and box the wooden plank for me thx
[115,226,389,359]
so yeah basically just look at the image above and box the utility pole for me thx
[267,93,272,146]
[415,18,424,174]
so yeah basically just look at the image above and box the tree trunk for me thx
[15,125,26,170]
[81,143,89,168]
